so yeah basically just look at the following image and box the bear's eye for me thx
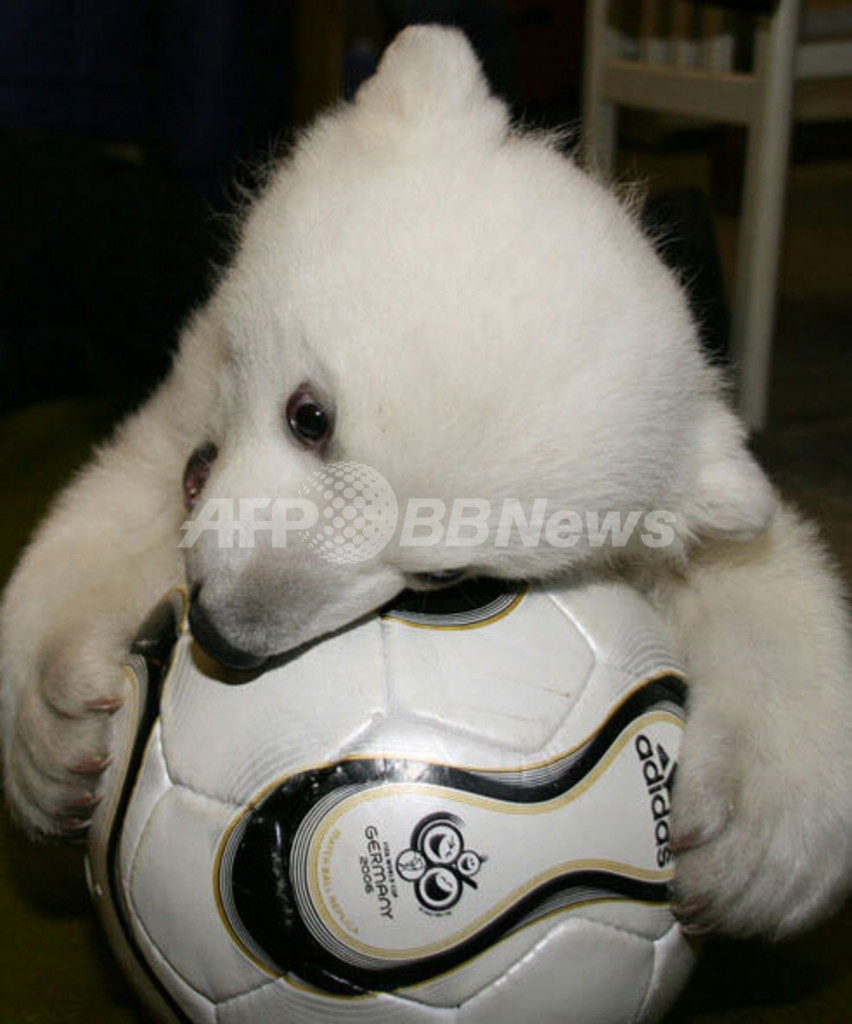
[286,386,333,447]
[183,442,218,511]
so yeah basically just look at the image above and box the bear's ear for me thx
[676,397,777,545]
[355,25,507,140]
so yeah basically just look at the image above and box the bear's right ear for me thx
[675,397,777,546]
[355,25,507,141]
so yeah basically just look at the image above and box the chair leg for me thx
[583,0,619,175]
[731,0,802,431]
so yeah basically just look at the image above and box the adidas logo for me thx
[634,734,677,868]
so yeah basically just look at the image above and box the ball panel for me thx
[118,722,172,895]
[343,716,558,768]
[215,979,437,1024]
[128,786,268,1002]
[457,917,655,1024]
[124,915,218,1024]
[396,914,566,1008]
[546,583,684,681]
[160,622,388,804]
[635,922,698,1024]
[567,901,678,943]
[383,589,594,753]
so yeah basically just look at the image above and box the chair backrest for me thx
[619,1,738,71]
[601,1,852,83]
[798,3,852,80]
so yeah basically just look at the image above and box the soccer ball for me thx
[86,579,697,1023]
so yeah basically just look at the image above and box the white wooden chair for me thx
[583,0,852,430]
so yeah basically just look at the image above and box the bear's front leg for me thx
[650,505,852,937]
[1,372,196,836]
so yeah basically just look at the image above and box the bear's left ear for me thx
[355,25,507,141]
[675,397,777,545]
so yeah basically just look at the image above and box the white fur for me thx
[2,26,850,938]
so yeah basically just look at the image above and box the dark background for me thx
[0,0,299,412]
[0,0,748,417]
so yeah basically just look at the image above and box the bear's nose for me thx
[188,589,267,671]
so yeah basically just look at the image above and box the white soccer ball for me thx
[87,579,697,1024]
